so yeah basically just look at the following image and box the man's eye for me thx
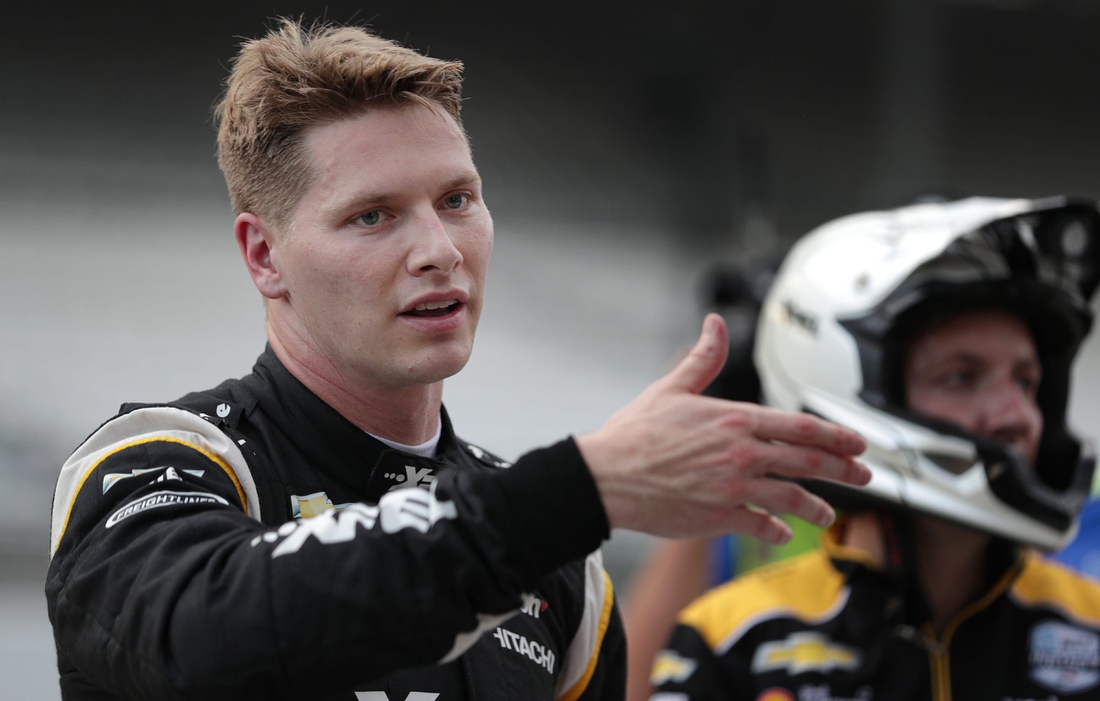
[942,370,975,387]
[357,210,383,226]
[443,193,468,210]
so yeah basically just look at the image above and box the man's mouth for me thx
[403,300,460,318]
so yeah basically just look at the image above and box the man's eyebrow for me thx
[929,351,1042,369]
[912,352,986,374]
[1015,356,1043,372]
[342,190,400,208]
[337,171,482,211]
[442,170,482,190]
[942,352,984,363]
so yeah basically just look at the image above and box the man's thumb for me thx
[658,313,729,395]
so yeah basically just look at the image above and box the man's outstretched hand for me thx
[575,313,870,544]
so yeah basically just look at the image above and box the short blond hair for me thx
[215,19,464,230]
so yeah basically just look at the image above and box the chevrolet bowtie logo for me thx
[290,492,352,519]
[650,649,697,685]
[751,632,860,675]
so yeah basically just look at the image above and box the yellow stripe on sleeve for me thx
[556,570,615,701]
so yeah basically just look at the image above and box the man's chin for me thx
[386,347,473,387]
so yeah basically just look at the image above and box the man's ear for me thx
[235,213,289,300]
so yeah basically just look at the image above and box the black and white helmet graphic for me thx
[755,196,1100,549]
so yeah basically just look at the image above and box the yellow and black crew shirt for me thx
[652,521,1100,701]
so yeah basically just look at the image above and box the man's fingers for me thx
[745,443,870,486]
[751,407,867,457]
[652,313,729,396]
[740,479,837,529]
[720,506,794,545]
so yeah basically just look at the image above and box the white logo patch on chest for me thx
[384,465,437,491]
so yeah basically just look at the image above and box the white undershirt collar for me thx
[366,415,442,458]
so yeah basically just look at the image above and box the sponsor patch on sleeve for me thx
[102,466,205,493]
[105,490,229,528]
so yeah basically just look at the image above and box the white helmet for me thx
[755,196,1100,550]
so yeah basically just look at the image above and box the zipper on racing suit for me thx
[918,558,1025,701]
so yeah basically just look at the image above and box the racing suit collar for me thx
[248,344,459,501]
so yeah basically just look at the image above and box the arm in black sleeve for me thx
[47,407,608,700]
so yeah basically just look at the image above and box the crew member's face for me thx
[274,103,493,387]
[903,309,1043,464]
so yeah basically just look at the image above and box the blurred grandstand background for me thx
[4,1,1100,697]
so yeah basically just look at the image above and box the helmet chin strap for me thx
[877,509,935,627]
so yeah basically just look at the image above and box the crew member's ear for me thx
[235,212,289,299]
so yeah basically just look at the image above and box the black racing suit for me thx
[46,347,625,701]
[652,518,1100,701]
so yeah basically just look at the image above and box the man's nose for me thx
[408,209,462,275]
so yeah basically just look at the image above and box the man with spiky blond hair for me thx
[45,19,869,700]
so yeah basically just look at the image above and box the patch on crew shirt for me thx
[650,649,697,685]
[1028,619,1100,693]
[751,632,861,676]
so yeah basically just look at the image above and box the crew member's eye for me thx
[1016,373,1040,395]
[357,210,383,226]
[443,193,468,210]
[942,370,976,388]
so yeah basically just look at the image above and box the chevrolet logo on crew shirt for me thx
[751,632,860,675]
[650,650,698,685]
